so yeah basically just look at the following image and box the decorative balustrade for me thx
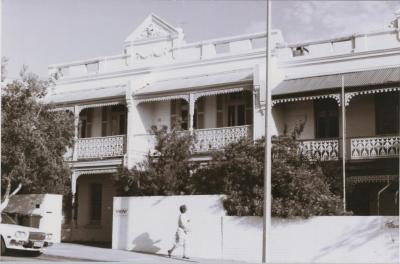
[298,139,339,161]
[48,32,267,79]
[351,136,400,159]
[77,135,126,159]
[193,125,252,152]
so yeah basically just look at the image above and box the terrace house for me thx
[48,13,400,242]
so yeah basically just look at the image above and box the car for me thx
[0,212,52,256]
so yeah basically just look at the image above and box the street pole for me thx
[341,75,346,212]
[263,0,272,263]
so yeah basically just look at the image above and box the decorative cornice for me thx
[272,94,341,107]
[53,50,266,85]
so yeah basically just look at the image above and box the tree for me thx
[193,136,343,218]
[113,125,343,218]
[113,125,197,196]
[1,67,74,195]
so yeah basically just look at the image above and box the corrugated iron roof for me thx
[135,69,253,96]
[272,66,400,96]
[45,84,126,104]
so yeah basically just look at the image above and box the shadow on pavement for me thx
[64,241,112,249]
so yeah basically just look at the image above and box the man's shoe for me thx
[167,250,172,258]
[183,256,190,259]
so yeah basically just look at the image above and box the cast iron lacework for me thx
[77,135,126,159]
[298,139,339,161]
[351,136,400,159]
[193,125,252,152]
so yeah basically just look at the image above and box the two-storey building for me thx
[47,13,399,243]
[47,14,270,242]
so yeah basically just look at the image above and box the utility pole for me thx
[263,0,272,263]
[341,75,346,212]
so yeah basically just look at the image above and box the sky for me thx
[2,0,400,79]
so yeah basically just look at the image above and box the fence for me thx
[112,195,399,263]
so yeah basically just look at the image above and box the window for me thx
[170,99,189,130]
[89,183,102,224]
[314,99,339,138]
[227,92,252,127]
[101,107,108,136]
[110,105,127,135]
[244,92,253,125]
[375,92,399,135]
[79,108,93,138]
[193,97,205,129]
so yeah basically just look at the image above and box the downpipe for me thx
[377,181,391,216]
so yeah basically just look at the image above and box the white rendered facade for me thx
[48,13,400,242]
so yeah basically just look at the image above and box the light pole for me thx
[262,0,272,263]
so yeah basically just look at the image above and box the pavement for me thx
[1,242,258,264]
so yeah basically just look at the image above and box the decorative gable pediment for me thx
[125,13,179,43]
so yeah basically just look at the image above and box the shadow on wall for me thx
[131,232,161,253]
[311,217,382,262]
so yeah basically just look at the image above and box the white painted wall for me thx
[151,101,170,129]
[112,195,399,263]
[38,194,63,243]
[112,195,226,259]
[346,94,375,137]
[278,101,315,139]
[203,96,217,129]
[268,216,399,263]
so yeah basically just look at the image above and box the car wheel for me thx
[0,237,6,256]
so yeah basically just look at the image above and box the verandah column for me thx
[125,82,135,169]
[188,93,195,133]
[71,171,79,226]
[72,105,80,161]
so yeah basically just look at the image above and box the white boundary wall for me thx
[112,195,226,259]
[113,195,399,263]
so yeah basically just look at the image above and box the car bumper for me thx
[6,239,49,251]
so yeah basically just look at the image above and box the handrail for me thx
[377,181,391,216]
[78,134,126,140]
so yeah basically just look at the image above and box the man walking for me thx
[168,204,190,259]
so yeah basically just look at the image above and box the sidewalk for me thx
[44,243,258,264]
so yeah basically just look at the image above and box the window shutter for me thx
[101,107,108,136]
[216,95,224,127]
[245,92,253,125]
[195,97,205,129]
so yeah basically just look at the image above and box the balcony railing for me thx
[298,139,339,161]
[351,136,400,159]
[77,135,126,159]
[193,125,252,152]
